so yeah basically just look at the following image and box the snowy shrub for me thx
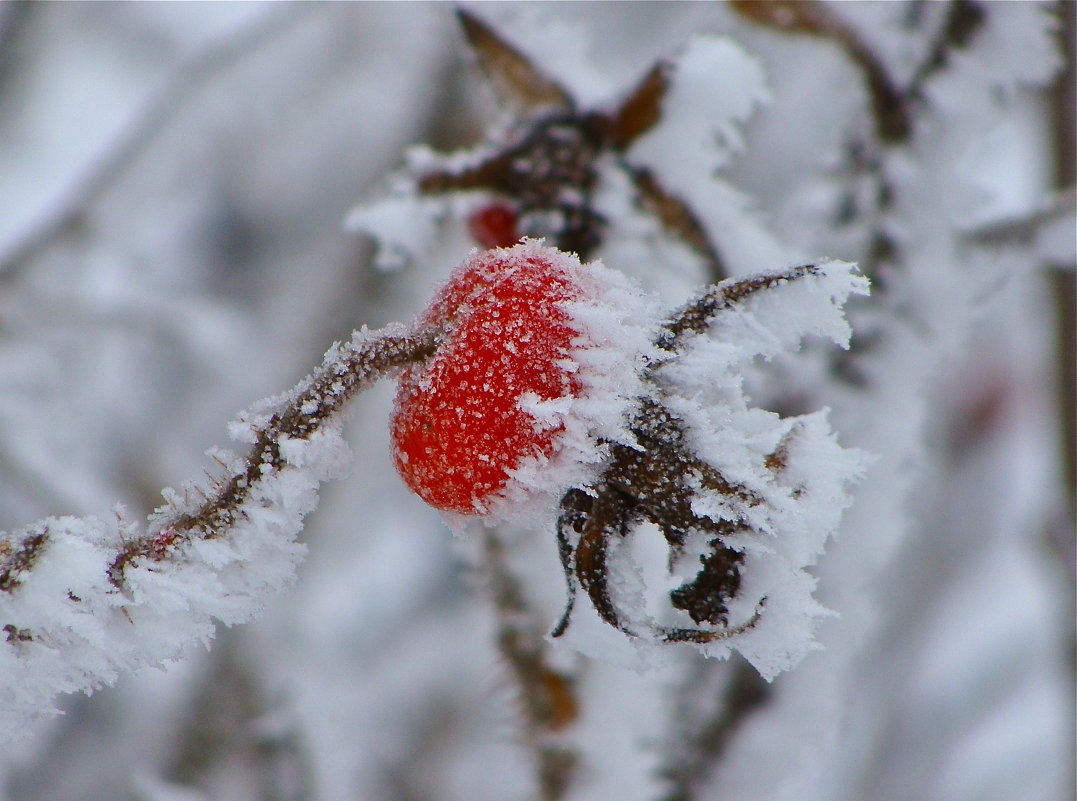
[0,4,1071,801]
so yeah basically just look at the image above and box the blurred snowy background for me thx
[0,3,1072,800]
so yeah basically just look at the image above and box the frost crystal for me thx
[552,261,870,680]
[0,325,435,740]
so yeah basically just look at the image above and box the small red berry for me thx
[391,243,586,514]
[467,203,520,249]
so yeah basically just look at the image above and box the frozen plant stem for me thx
[0,322,439,736]
[482,529,579,801]
[109,327,440,589]
[657,660,769,801]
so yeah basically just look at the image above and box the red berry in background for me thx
[391,242,585,515]
[467,203,520,249]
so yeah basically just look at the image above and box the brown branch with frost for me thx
[731,0,987,279]
[730,0,911,142]
[482,529,580,801]
[962,187,1076,248]
[108,326,439,589]
[0,323,438,738]
[1,326,438,598]
[731,0,986,144]
[653,264,822,356]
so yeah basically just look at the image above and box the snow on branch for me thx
[0,324,438,740]
[552,259,871,679]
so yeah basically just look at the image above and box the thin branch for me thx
[906,0,987,101]
[0,324,437,599]
[656,659,769,801]
[653,264,821,355]
[731,0,911,141]
[481,528,580,801]
[963,187,1076,247]
[108,326,439,588]
[0,524,48,593]
[0,322,438,735]
[1049,0,1076,524]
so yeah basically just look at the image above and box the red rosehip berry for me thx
[391,243,586,515]
[467,203,520,249]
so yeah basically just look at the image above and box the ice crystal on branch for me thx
[549,260,870,679]
[0,326,437,739]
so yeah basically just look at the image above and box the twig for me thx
[656,659,769,801]
[481,528,580,801]
[108,326,438,588]
[731,0,910,141]
[0,322,439,735]
[963,187,1076,247]
[1048,0,1076,523]
[1046,8,1076,797]
[0,324,438,599]
[653,264,821,355]
[906,0,987,101]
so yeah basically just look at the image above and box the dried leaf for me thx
[628,166,726,280]
[456,9,573,116]
[604,61,671,150]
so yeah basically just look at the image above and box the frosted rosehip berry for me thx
[467,203,520,249]
[391,243,585,514]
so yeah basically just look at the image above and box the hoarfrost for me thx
[489,245,661,525]
[0,325,422,740]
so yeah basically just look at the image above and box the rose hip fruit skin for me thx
[391,244,583,514]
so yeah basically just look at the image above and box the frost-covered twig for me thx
[656,660,768,801]
[1051,0,1076,530]
[731,0,911,142]
[653,263,821,355]
[905,0,988,102]
[482,529,579,801]
[109,327,438,588]
[963,186,1076,247]
[734,0,989,282]
[0,324,438,738]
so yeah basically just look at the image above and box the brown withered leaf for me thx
[603,61,672,150]
[627,165,726,280]
[457,8,574,117]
